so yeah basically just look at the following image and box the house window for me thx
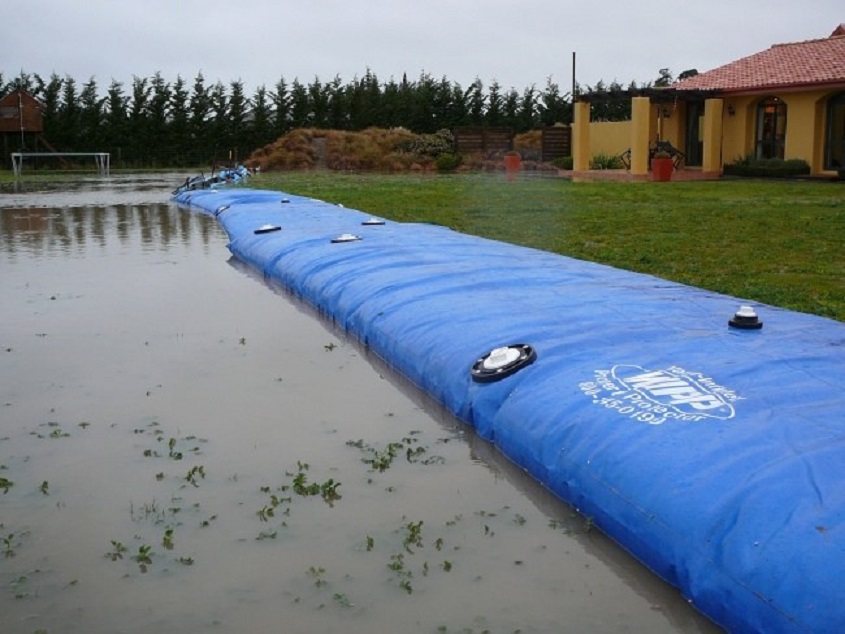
[825,92,845,170]
[755,97,786,159]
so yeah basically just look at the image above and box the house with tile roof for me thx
[572,24,845,177]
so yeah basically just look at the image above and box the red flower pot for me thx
[504,153,521,173]
[651,157,673,182]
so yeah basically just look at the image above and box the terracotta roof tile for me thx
[674,32,845,93]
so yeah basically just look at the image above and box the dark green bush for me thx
[551,156,573,170]
[398,129,456,158]
[435,153,463,173]
[724,157,811,178]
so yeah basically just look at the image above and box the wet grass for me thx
[254,172,845,321]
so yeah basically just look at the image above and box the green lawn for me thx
[254,172,845,322]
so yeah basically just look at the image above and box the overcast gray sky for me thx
[3,1,843,96]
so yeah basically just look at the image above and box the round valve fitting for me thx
[254,224,281,234]
[331,233,361,243]
[471,344,536,383]
[729,305,763,329]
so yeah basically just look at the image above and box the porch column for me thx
[572,101,591,171]
[630,97,651,175]
[702,98,724,173]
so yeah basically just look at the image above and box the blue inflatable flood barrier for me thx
[174,187,845,633]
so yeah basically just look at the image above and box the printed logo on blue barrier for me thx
[579,364,741,425]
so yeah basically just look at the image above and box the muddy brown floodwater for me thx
[0,174,723,634]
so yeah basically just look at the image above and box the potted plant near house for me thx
[503,150,522,174]
[651,149,674,182]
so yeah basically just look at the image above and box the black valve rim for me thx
[471,343,536,383]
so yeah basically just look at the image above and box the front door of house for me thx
[684,101,704,167]
[825,92,845,171]
[756,97,786,159]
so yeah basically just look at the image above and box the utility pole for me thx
[19,90,26,150]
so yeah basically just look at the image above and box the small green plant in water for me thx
[105,540,127,561]
[403,520,424,553]
[40,480,49,495]
[292,471,319,496]
[320,479,341,505]
[0,477,13,493]
[3,533,17,558]
[162,528,174,550]
[168,438,183,460]
[350,440,405,472]
[257,504,275,522]
[307,565,327,588]
[387,552,414,594]
[406,445,427,462]
[132,544,154,572]
[290,466,341,505]
[185,465,205,487]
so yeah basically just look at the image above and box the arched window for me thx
[825,92,845,170]
[756,97,786,159]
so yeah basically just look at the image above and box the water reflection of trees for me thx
[0,205,220,260]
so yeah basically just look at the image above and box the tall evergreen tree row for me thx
[1,70,573,167]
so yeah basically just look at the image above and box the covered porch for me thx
[571,89,724,179]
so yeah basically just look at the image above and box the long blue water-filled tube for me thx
[174,187,845,634]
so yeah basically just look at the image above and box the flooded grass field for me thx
[0,174,721,633]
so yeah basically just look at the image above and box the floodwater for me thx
[0,174,722,634]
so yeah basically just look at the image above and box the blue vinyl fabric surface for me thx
[175,187,845,633]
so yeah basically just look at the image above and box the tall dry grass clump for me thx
[248,129,320,170]
[247,127,457,172]
[514,130,542,153]
[324,128,424,171]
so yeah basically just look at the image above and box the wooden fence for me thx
[454,127,514,154]
[541,126,571,161]
[453,126,571,162]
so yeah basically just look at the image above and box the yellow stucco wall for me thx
[572,101,591,171]
[702,99,724,173]
[630,97,652,175]
[719,97,750,164]
[589,120,631,157]
[721,89,841,174]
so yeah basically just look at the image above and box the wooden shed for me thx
[0,89,44,133]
